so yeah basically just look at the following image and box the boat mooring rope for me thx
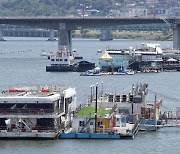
[149,89,180,103]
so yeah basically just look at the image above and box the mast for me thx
[95,83,98,133]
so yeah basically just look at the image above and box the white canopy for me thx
[167,58,177,62]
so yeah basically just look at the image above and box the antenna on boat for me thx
[154,93,157,130]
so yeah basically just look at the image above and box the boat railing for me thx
[130,122,139,135]
[78,116,92,133]
[0,126,7,130]
[108,104,117,117]
[32,126,57,132]
[93,128,115,134]
[0,108,64,115]
[0,126,59,133]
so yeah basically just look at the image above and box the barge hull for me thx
[46,65,74,72]
[59,133,120,139]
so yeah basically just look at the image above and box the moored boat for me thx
[0,85,76,139]
[80,67,101,76]
[46,49,75,72]
[126,69,135,75]
[74,60,95,72]
[46,48,95,72]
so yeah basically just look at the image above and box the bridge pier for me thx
[100,29,113,41]
[173,24,180,49]
[48,29,56,41]
[58,23,72,51]
[0,29,5,41]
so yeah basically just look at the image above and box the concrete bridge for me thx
[0,17,179,50]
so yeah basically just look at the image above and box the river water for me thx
[0,37,179,154]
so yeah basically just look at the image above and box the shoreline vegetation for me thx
[72,30,173,41]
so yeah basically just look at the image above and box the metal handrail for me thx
[0,108,64,115]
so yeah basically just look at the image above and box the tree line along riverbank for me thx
[72,30,173,41]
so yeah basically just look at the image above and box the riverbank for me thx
[72,30,172,41]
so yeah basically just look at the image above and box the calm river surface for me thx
[0,37,179,154]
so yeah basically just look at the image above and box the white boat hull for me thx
[0,131,59,139]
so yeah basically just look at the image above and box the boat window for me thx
[51,59,54,61]
[60,97,64,113]
[119,108,129,114]
[98,121,103,127]
[37,118,54,130]
[90,122,93,125]
[0,103,54,113]
[79,121,85,127]
[60,59,62,61]
[56,59,59,61]
[64,59,67,61]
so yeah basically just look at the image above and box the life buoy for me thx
[57,51,62,57]
[3,110,7,114]
[39,109,44,114]
[42,89,49,92]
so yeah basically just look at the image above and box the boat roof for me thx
[167,58,177,62]
[99,52,113,61]
[0,85,75,103]
[76,107,111,118]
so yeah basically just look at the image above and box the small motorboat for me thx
[126,69,135,75]
[97,49,102,53]
[39,51,48,56]
[80,67,102,76]
[114,69,135,75]
[115,68,128,75]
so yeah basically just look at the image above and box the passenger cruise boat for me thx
[0,85,76,139]
[46,49,95,72]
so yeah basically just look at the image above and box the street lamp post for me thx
[92,85,95,101]
[80,3,85,18]
[101,81,103,97]
[90,85,93,102]
[131,84,135,114]
[95,82,98,133]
